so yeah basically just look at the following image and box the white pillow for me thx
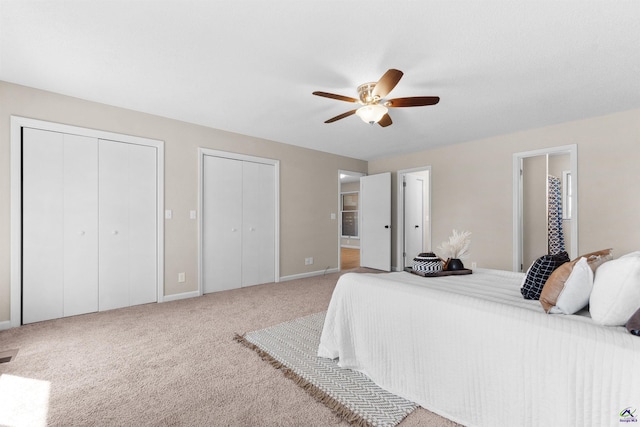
[621,251,640,259]
[549,257,594,314]
[590,252,640,326]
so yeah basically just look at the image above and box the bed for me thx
[318,269,640,427]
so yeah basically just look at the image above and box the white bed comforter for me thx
[318,269,640,427]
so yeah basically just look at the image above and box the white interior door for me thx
[242,161,276,287]
[63,134,99,317]
[99,140,157,310]
[99,140,131,310]
[404,174,424,263]
[360,172,391,271]
[22,128,65,324]
[203,156,243,293]
[127,143,158,305]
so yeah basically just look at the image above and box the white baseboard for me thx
[0,320,12,331]
[340,245,360,249]
[280,267,340,282]
[161,290,200,302]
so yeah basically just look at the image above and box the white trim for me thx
[0,320,11,331]
[197,148,280,296]
[396,166,432,271]
[340,245,360,249]
[161,290,200,303]
[279,267,340,282]
[561,170,572,220]
[10,116,165,328]
[512,144,578,272]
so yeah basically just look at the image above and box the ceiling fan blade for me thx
[372,69,403,99]
[325,109,357,123]
[378,113,392,127]
[312,91,358,103]
[386,96,440,107]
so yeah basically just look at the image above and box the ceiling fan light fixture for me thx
[356,104,388,124]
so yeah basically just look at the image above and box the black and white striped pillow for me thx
[521,252,570,300]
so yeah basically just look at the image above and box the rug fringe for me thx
[234,333,375,427]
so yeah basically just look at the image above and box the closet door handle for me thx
[79,230,86,236]
[249,227,255,231]
[112,230,119,235]
[231,228,237,232]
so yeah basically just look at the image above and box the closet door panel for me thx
[63,134,99,317]
[127,143,157,305]
[242,162,275,287]
[98,140,131,311]
[203,156,242,293]
[22,128,64,323]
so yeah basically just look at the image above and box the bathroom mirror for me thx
[513,145,578,272]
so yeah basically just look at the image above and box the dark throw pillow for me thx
[521,252,570,300]
[627,307,640,336]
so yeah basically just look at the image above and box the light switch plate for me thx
[165,210,172,219]
[190,210,197,219]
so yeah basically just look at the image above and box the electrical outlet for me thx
[178,272,185,283]
[304,257,314,265]
[471,262,477,269]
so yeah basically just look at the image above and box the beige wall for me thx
[369,108,640,271]
[2,80,639,323]
[0,82,367,322]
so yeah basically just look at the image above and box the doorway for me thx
[397,166,432,270]
[10,116,165,327]
[199,149,280,294]
[513,145,578,272]
[338,170,365,270]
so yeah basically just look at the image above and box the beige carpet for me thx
[0,269,459,426]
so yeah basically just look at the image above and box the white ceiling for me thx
[1,1,639,161]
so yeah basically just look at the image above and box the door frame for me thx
[197,148,280,295]
[10,116,165,328]
[512,144,578,271]
[396,166,432,271]
[337,170,365,270]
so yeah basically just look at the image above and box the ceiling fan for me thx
[312,69,439,127]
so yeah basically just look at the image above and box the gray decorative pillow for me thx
[521,252,570,300]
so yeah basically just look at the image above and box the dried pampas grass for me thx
[438,229,472,259]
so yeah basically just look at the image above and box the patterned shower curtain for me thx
[548,175,565,254]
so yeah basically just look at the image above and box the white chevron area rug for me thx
[235,311,418,427]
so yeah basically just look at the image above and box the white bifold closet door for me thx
[241,161,276,287]
[22,128,99,323]
[22,129,157,324]
[98,140,157,311]
[202,155,275,293]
